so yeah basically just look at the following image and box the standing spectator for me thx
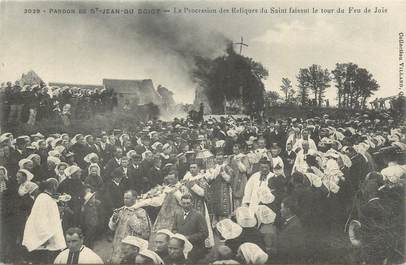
[84,163,103,192]
[2,82,12,124]
[58,166,86,228]
[172,194,208,263]
[273,196,306,263]
[81,188,101,249]
[27,85,41,126]
[101,168,126,228]
[97,132,114,165]
[8,81,23,124]
[104,147,123,180]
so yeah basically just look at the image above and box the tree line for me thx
[267,63,379,109]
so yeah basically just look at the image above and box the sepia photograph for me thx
[0,0,405,264]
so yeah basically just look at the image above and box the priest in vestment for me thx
[54,227,103,264]
[109,190,151,263]
[183,163,210,215]
[23,179,66,264]
[242,158,277,253]
[208,152,234,222]
[183,162,216,248]
[228,144,250,208]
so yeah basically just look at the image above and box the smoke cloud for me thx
[93,2,232,101]
[130,3,231,70]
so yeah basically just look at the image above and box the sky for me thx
[0,0,405,104]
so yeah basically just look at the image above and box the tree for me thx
[354,68,379,109]
[280,78,292,101]
[297,69,310,106]
[193,44,268,114]
[298,64,331,106]
[332,63,379,109]
[287,88,297,104]
[331,63,347,108]
[296,65,331,106]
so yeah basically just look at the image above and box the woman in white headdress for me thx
[13,169,37,251]
[84,163,104,191]
[236,243,268,264]
[55,162,69,183]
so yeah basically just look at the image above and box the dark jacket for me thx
[281,150,296,177]
[84,173,104,191]
[265,129,286,149]
[172,209,208,248]
[58,178,86,227]
[275,215,306,263]
[156,249,169,261]
[164,255,187,265]
[101,180,125,215]
[97,142,114,165]
[127,164,143,193]
[149,166,163,188]
[70,143,91,169]
[104,157,121,180]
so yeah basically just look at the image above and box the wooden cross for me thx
[234,36,248,54]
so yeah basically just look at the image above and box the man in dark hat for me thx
[101,168,126,230]
[127,152,143,193]
[104,147,123,181]
[7,137,27,177]
[70,134,91,169]
[97,132,114,166]
[281,142,296,179]
[8,81,22,124]
[356,173,395,264]
[273,196,306,264]
[264,121,286,149]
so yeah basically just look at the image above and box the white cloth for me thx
[54,246,103,264]
[381,164,406,184]
[239,242,268,265]
[293,138,318,152]
[22,193,66,252]
[242,171,274,208]
[271,156,284,171]
[292,150,309,174]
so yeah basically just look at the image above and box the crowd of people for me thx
[0,81,118,126]
[0,113,405,264]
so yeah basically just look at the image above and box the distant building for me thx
[48,78,166,109]
[103,78,162,107]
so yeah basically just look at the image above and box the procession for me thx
[0,92,405,264]
[1,1,406,263]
